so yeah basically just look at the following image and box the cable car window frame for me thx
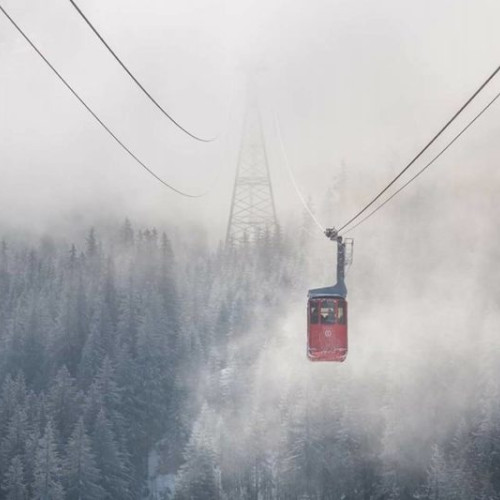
[337,300,346,325]
[320,299,336,325]
[309,300,319,324]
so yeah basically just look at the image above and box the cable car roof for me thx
[308,281,347,299]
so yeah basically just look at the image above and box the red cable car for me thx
[307,229,351,362]
[307,296,347,361]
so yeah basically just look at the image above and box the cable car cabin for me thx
[307,296,347,362]
[307,229,351,362]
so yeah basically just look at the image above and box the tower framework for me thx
[226,103,277,245]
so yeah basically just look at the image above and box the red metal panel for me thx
[307,298,348,362]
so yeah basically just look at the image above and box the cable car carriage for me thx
[307,229,352,362]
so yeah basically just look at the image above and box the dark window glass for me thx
[309,301,319,324]
[321,299,335,324]
[337,301,346,325]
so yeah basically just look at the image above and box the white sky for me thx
[1,0,500,241]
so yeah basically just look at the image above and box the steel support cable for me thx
[274,113,325,233]
[342,89,500,235]
[338,63,500,233]
[68,0,216,143]
[0,4,207,198]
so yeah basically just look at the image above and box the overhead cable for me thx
[338,62,500,232]
[0,3,206,198]
[68,0,216,143]
[342,89,500,235]
[274,113,325,233]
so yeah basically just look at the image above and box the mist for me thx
[1,0,500,498]
[2,0,500,235]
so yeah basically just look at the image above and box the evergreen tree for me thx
[63,417,104,500]
[2,455,28,500]
[1,406,28,474]
[83,357,124,442]
[33,421,64,500]
[91,410,131,500]
[23,426,40,500]
[119,219,134,249]
[78,316,105,390]
[116,286,141,357]
[174,406,220,500]
[86,229,98,259]
[0,374,27,438]
[47,366,82,442]
[50,273,88,376]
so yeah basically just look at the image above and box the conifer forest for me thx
[0,213,499,500]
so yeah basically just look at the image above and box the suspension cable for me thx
[338,62,500,233]
[342,88,500,235]
[0,3,207,198]
[274,113,325,233]
[68,0,217,143]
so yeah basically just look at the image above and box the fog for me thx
[1,0,500,239]
[2,0,500,497]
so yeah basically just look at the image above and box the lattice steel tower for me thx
[226,100,278,245]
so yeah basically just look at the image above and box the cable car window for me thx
[337,301,346,325]
[309,301,319,324]
[321,299,335,324]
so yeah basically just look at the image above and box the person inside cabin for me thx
[321,300,335,324]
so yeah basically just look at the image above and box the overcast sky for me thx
[1,0,500,242]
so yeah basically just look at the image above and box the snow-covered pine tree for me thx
[33,421,64,500]
[174,405,220,500]
[47,366,82,443]
[91,409,132,500]
[0,406,28,474]
[2,455,28,500]
[63,417,104,500]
